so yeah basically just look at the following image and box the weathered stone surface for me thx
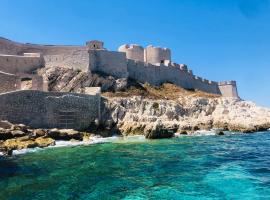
[3,137,38,151]
[103,96,270,136]
[11,130,27,137]
[0,120,13,129]
[32,129,47,137]
[145,123,175,139]
[0,90,100,130]
[12,124,29,133]
[48,129,83,141]
[35,137,55,148]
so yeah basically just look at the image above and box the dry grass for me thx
[103,83,221,100]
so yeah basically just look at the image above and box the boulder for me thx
[48,129,83,140]
[145,123,174,139]
[32,129,47,137]
[12,124,29,133]
[3,137,38,152]
[35,137,55,148]
[11,130,27,137]
[0,121,13,129]
[0,129,13,140]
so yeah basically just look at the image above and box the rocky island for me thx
[0,37,269,155]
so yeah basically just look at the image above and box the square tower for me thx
[86,40,104,50]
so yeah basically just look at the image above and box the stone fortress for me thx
[0,37,239,130]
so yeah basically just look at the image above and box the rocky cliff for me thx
[40,67,270,138]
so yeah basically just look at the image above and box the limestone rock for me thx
[11,130,27,137]
[3,137,38,152]
[0,120,13,129]
[35,137,55,148]
[103,96,270,136]
[48,128,83,140]
[32,129,47,137]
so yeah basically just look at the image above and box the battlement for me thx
[218,80,237,86]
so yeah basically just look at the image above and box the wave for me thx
[12,135,147,156]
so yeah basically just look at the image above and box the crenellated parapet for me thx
[218,81,239,98]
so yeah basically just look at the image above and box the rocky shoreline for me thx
[1,68,269,156]
[102,95,270,138]
[0,121,97,156]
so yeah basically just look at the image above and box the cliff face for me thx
[40,67,270,138]
[102,96,270,138]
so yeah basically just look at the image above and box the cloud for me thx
[238,0,269,18]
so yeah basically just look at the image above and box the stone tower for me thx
[118,44,144,62]
[144,45,171,65]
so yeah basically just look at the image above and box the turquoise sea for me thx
[0,132,270,200]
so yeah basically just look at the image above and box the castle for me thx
[0,37,239,130]
[0,37,238,98]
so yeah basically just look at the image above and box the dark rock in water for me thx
[145,124,174,139]
[216,131,225,136]
[179,130,188,135]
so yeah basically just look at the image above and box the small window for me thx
[161,60,165,64]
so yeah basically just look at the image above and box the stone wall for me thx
[89,50,128,78]
[0,54,44,74]
[127,60,221,94]
[0,71,17,93]
[0,90,100,130]
[0,37,89,72]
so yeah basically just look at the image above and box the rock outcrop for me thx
[102,95,270,138]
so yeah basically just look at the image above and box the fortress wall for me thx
[43,49,89,71]
[193,77,220,94]
[118,44,144,62]
[218,81,239,98]
[0,38,22,54]
[0,38,89,71]
[0,90,100,130]
[0,71,17,93]
[0,54,44,74]
[127,60,221,94]
[90,50,128,78]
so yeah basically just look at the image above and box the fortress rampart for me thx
[127,60,220,94]
[0,90,100,130]
[0,37,239,98]
[0,54,43,74]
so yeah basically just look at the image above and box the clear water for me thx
[0,132,270,200]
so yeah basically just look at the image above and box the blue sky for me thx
[0,0,269,106]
